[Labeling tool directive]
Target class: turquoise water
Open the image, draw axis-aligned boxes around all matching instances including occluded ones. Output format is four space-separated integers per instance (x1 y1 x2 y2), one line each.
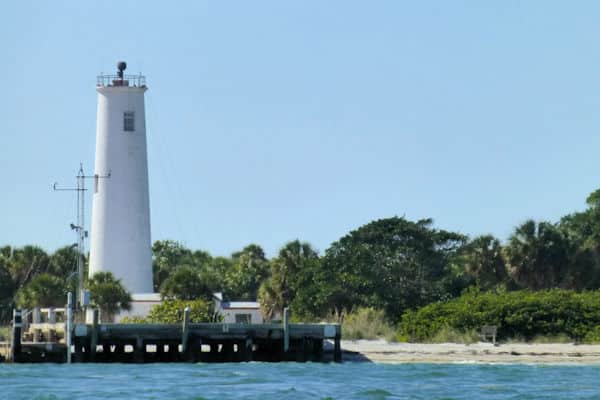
1 362 599 399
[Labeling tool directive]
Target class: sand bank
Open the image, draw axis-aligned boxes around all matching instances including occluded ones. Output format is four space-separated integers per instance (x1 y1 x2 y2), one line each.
341 340 600 363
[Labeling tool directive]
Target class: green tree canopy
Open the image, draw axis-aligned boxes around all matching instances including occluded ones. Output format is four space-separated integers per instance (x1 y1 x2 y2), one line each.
147 299 215 323
321 217 467 321
48 245 78 278
152 240 195 291
586 189 600 209
463 235 510 290
0 258 14 323
88 272 131 322
225 244 270 301
505 220 570 290
557 188 600 289
16 273 66 308
0 258 15 303
8 245 50 290
259 240 320 320
160 266 212 301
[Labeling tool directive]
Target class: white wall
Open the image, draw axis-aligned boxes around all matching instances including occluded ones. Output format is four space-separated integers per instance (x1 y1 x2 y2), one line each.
114 293 162 322
220 308 263 324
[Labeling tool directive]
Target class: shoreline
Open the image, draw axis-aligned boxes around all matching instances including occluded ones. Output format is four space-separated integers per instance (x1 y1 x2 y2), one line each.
4 339 600 364
341 340 600 364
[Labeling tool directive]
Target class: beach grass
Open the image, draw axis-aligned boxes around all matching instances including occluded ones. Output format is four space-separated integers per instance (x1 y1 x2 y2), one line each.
427 326 480 344
529 333 572 344
342 307 397 341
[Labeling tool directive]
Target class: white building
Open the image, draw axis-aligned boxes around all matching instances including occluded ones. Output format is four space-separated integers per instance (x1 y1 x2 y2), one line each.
116 293 162 321
213 293 263 324
89 62 155 320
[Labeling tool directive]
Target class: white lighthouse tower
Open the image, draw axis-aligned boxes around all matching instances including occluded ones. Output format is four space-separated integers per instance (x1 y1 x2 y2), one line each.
89 61 153 295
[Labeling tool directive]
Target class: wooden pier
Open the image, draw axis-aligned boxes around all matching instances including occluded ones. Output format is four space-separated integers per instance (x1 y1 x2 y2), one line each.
6 308 342 364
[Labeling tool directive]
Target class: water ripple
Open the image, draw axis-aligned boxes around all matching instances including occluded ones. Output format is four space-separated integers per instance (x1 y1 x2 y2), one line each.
2 362 600 399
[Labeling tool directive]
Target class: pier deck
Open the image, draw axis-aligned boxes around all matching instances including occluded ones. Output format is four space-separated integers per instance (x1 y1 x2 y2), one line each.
7 310 341 363
69 322 341 363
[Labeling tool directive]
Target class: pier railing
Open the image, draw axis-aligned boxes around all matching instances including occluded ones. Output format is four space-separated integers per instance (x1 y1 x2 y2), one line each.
21 307 66 343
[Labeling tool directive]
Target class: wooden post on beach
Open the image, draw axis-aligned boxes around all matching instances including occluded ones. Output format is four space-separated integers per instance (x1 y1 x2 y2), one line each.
10 309 22 362
90 309 99 362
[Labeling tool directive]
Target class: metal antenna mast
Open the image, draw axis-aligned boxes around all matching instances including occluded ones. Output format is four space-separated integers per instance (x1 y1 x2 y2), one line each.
53 163 110 308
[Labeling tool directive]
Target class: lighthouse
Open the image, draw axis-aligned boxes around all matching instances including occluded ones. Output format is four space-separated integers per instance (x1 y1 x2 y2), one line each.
89 61 153 295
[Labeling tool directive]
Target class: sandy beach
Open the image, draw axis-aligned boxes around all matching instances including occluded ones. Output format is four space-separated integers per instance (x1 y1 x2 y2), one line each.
341 340 600 363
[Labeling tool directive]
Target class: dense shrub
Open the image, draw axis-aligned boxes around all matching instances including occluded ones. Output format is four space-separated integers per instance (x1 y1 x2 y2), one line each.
119 316 148 324
342 307 396 341
122 299 217 324
583 326 600 344
148 299 217 323
398 289 600 342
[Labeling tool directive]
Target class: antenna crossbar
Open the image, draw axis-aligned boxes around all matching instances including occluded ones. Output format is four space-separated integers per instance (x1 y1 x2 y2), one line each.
53 163 110 309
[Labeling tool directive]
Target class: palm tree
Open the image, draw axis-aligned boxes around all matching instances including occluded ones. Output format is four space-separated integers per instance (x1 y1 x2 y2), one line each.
258 280 281 321
87 272 132 322
464 235 510 290
16 273 66 308
48 245 79 279
8 246 50 289
505 220 570 290
258 240 320 320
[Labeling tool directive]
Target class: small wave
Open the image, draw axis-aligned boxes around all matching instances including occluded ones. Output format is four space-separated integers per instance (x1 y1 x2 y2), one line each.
214 377 271 386
358 388 393 399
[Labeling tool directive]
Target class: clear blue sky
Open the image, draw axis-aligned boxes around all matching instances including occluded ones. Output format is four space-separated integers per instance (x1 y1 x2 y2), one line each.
1 1 599 257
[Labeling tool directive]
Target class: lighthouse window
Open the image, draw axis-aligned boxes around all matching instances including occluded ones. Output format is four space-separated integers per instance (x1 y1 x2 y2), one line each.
124 111 135 132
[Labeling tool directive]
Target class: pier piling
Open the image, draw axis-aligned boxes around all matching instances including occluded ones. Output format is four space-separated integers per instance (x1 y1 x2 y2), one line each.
90 309 99 362
283 307 290 353
10 309 22 362
181 307 190 360
66 293 73 364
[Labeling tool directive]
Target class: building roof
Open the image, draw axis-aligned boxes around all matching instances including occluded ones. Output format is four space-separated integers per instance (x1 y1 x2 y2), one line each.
131 293 162 302
221 301 260 310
